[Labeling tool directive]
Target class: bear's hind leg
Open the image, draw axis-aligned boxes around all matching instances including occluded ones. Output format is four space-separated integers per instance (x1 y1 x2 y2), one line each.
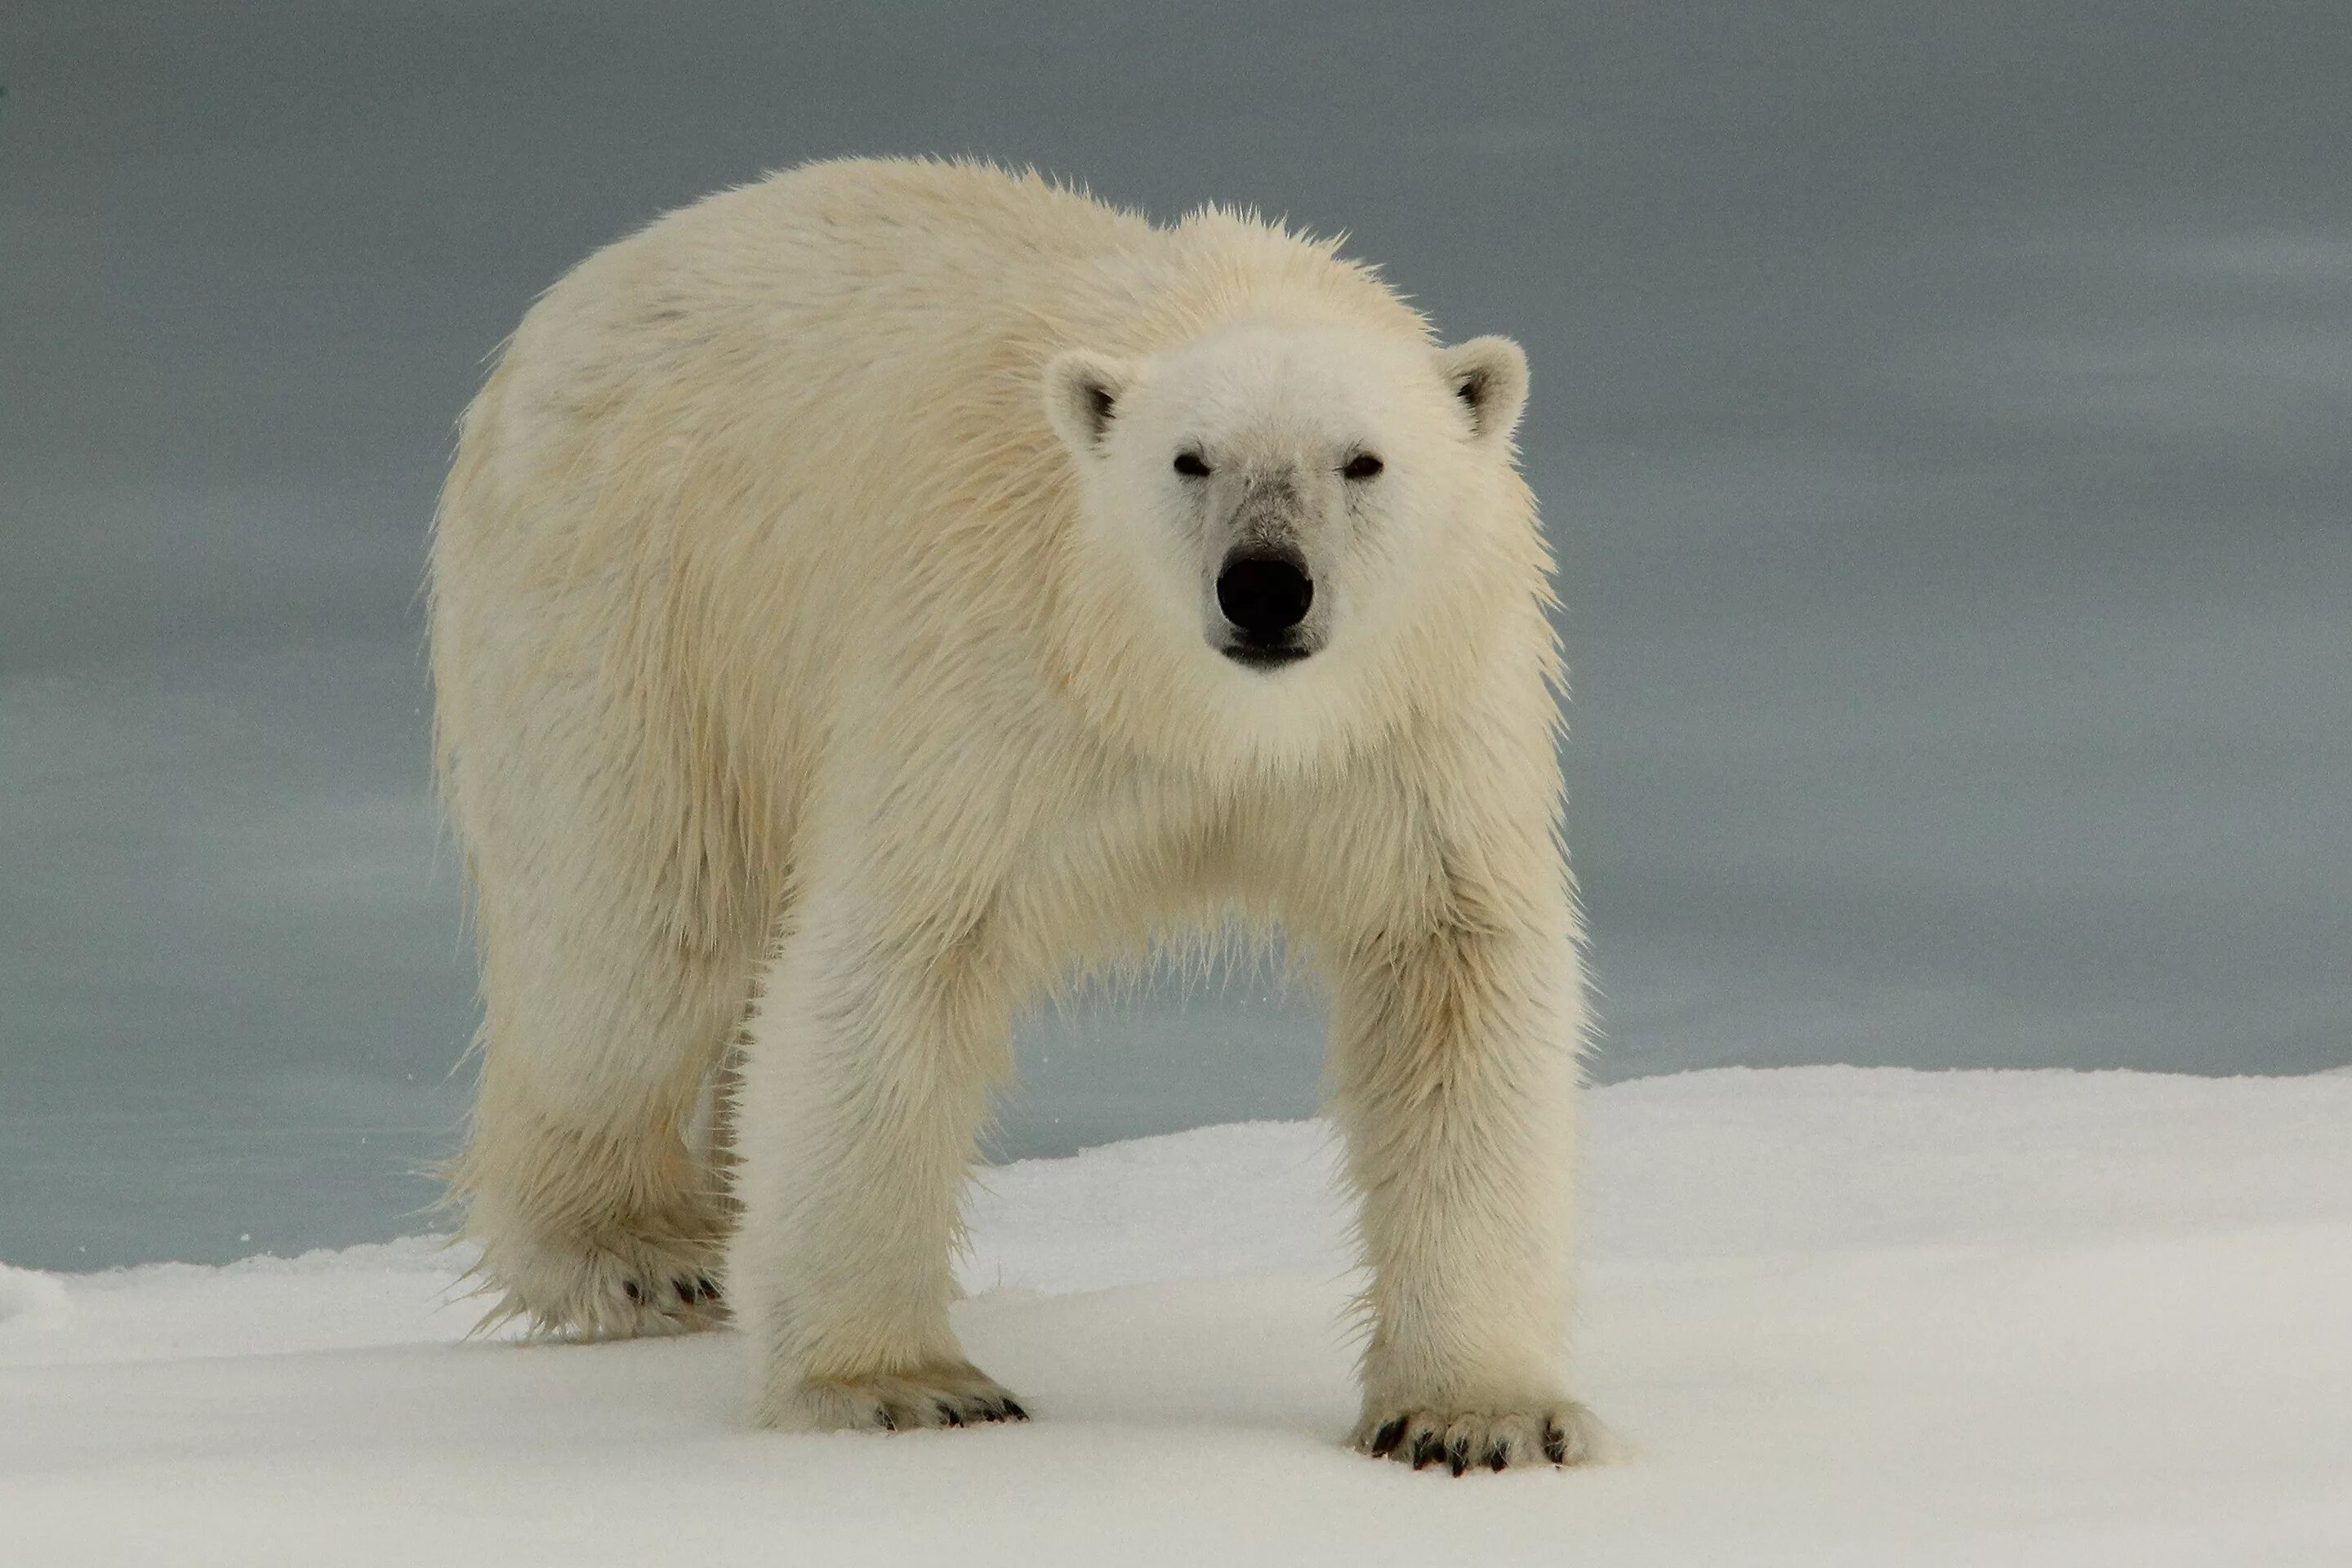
453 900 751 1341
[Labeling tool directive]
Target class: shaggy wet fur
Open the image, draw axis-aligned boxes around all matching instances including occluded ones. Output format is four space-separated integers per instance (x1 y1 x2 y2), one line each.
430 156 1601 1468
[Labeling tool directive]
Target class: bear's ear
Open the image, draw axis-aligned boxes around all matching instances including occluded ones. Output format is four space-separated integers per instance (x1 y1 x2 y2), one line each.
1437 336 1530 446
1042 350 1139 458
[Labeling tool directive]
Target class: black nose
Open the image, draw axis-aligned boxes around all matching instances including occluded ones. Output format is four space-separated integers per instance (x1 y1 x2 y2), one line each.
1216 550 1313 641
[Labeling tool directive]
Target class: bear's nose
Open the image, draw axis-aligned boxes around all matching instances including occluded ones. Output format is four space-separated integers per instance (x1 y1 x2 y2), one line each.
1216 549 1314 642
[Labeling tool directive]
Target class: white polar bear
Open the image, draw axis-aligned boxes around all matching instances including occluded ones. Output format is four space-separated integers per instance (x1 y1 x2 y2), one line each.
430 157 1599 1472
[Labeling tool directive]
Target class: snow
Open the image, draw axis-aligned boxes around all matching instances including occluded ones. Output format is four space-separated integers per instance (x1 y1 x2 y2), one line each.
5 1067 2349 1565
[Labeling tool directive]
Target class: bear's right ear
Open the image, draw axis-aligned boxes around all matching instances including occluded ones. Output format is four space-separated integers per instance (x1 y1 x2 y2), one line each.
1043 350 1138 458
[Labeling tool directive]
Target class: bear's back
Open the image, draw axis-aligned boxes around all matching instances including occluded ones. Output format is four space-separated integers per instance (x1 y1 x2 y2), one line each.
648 157 1409 332
438 159 1435 788
461 157 1421 607
509 158 1422 441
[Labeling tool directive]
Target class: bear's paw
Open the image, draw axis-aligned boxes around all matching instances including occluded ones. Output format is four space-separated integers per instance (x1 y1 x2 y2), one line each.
1352 1400 1607 1475
470 1231 728 1343
759 1362 1030 1433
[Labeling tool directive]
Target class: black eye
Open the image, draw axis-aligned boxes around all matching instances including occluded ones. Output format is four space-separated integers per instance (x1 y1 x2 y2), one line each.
1173 451 1211 478
1342 452 1384 480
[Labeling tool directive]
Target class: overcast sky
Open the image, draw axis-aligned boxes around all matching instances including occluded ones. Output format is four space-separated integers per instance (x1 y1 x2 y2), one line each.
4 1 2348 1268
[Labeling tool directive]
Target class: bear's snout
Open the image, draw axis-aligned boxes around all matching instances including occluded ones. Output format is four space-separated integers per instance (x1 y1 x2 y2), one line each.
1215 548 1315 669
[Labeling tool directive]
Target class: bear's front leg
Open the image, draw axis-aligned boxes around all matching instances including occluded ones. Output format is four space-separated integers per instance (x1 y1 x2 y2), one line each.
1328 918 1606 1473
728 882 1027 1432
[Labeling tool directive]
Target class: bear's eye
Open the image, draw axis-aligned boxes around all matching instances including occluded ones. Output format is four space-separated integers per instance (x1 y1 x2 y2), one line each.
1173 451 1211 479
1342 452 1384 481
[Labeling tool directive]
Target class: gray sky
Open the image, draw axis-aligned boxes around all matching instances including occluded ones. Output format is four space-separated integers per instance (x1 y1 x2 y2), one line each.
4 1 2348 1269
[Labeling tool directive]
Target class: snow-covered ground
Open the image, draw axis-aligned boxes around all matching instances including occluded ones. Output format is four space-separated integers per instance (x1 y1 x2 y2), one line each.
5 1067 2348 1565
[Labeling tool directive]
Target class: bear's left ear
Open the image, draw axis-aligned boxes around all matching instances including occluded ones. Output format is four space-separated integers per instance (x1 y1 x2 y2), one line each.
1043 349 1141 458
1437 336 1530 446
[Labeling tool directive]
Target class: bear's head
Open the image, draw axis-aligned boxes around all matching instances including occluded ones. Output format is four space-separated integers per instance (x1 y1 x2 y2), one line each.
1041 318 1539 779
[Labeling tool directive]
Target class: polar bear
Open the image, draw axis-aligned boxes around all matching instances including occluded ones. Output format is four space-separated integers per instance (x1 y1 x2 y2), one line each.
430 157 1598 1472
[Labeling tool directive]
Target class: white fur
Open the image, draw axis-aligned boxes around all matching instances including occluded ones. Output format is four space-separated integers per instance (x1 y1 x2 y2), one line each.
430 157 1599 1468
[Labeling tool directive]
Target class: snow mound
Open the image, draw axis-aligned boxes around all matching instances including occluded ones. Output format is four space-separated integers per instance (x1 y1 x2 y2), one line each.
0 1263 76 1335
3 1067 2348 1565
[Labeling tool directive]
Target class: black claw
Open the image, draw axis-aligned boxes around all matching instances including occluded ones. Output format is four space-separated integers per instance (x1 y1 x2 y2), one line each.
671 1276 697 1303
1447 1437 1471 1477
1370 1417 1409 1458
1486 1446 1510 1473
692 1275 722 1303
1000 1399 1028 1422
1542 1419 1567 1465
621 1279 644 1304
877 1408 898 1432
938 1403 964 1428
1410 1431 1441 1470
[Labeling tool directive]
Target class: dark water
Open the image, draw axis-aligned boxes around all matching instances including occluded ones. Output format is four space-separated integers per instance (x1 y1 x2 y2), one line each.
5 2 2348 1269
